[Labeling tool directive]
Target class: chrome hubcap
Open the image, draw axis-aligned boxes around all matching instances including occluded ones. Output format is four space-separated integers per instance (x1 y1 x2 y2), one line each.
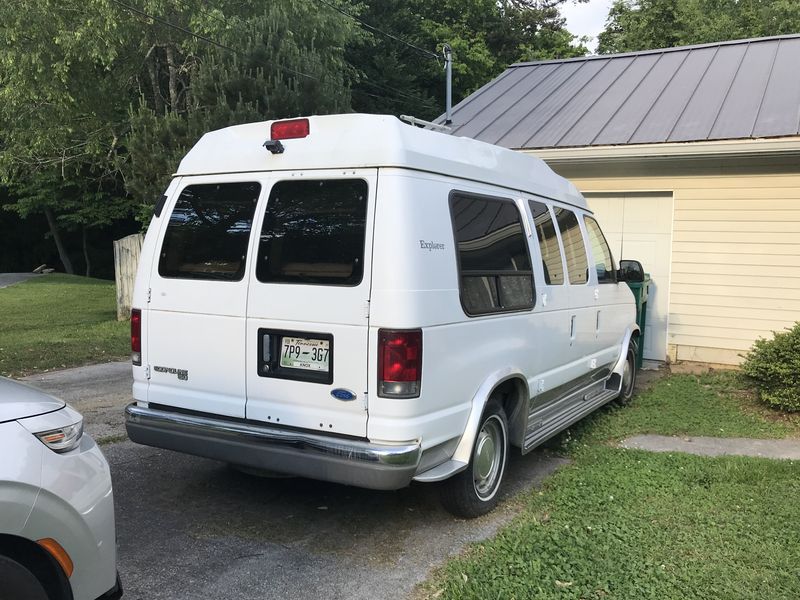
622 351 634 394
475 433 495 480
473 416 504 499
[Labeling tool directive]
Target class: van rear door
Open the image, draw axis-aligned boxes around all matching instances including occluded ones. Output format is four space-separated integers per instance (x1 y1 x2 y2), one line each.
146 176 263 418
245 170 377 438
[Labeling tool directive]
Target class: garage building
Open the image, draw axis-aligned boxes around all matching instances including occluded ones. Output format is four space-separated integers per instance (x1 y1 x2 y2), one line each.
443 34 800 365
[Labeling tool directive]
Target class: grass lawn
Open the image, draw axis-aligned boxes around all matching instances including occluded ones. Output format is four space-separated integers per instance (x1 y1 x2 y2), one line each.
576 371 800 442
419 373 800 600
0 274 128 377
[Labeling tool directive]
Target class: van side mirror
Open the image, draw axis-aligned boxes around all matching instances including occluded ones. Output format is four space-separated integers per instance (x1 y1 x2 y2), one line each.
618 260 645 282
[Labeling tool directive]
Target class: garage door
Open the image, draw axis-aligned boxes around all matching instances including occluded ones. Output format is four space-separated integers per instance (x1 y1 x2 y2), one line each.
584 193 674 362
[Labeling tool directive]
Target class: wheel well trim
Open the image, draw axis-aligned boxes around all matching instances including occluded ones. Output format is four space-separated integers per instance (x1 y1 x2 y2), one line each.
450 367 529 465
612 324 641 377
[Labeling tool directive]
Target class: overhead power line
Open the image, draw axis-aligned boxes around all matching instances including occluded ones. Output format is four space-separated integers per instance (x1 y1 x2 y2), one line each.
312 0 439 60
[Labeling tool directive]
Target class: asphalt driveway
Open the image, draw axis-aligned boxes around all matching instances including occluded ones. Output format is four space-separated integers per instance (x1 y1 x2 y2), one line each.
0 273 39 288
23 363 568 600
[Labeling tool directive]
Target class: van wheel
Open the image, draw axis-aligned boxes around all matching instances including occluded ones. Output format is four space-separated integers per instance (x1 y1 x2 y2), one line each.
440 400 508 518
616 337 638 405
0 555 49 600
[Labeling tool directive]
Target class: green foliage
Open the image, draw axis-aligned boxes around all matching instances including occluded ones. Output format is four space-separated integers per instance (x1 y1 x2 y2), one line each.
1 0 589 266
122 0 358 217
741 323 800 412
0 0 130 175
0 274 128 377
598 0 800 54
347 0 588 120
567 372 800 442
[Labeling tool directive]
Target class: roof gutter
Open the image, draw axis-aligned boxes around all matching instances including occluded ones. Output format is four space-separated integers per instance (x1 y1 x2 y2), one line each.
520 137 800 165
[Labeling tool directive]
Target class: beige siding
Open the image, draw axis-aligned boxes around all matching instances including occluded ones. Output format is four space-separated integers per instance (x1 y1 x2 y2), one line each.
541 156 800 365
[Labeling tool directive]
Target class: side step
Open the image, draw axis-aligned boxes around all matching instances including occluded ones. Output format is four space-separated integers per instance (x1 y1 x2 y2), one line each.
522 376 622 454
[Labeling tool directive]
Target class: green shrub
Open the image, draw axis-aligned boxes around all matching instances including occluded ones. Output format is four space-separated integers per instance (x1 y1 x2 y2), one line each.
741 322 800 412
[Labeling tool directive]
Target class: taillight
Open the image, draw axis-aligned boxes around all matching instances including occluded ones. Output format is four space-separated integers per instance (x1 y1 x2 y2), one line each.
131 308 142 366
378 329 422 398
270 118 309 140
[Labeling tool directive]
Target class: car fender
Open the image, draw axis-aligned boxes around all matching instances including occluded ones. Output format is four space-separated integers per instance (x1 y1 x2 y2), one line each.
0 482 41 536
21 434 117 600
611 324 641 378
0 422 44 535
413 366 528 483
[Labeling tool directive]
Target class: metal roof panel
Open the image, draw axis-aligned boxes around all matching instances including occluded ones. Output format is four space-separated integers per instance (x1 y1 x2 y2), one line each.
559 53 660 147
593 50 687 145
525 57 635 148
498 60 608 148
468 61 585 146
753 37 800 138
709 41 779 139
667 44 747 142
447 67 530 139
628 46 718 144
442 35 800 148
450 64 558 141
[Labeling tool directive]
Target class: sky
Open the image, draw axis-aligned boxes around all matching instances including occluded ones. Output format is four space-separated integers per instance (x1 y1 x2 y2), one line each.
560 0 614 54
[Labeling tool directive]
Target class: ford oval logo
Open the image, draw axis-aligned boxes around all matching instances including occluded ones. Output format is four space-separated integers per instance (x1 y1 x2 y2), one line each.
331 388 357 401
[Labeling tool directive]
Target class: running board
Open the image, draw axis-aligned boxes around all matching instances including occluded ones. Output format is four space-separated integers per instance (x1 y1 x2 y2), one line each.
522 376 622 454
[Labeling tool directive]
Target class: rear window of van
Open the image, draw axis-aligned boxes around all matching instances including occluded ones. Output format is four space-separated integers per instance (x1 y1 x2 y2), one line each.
158 182 261 281
256 179 368 286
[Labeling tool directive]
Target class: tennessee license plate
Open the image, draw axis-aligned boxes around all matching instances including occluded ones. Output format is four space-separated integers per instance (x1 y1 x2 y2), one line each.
280 337 330 372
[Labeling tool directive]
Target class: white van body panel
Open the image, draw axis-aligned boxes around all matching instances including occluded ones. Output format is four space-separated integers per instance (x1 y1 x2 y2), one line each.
244 169 378 437
366 171 594 450
145 174 266 418
131 176 182 406
126 114 637 492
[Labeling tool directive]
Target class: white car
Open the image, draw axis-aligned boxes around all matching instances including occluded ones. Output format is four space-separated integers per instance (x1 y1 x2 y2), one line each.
0 377 121 600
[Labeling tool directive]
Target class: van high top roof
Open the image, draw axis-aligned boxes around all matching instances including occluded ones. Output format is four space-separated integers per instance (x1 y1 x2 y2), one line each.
176 113 586 208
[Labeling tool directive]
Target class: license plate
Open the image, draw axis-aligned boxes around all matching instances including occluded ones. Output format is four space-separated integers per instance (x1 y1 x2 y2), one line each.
280 337 330 372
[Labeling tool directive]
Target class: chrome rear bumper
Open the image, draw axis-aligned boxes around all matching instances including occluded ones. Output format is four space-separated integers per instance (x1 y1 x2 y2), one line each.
124 403 421 490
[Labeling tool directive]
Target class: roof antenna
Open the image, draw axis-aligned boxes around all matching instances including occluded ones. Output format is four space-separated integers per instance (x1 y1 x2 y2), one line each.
443 43 453 125
398 42 454 132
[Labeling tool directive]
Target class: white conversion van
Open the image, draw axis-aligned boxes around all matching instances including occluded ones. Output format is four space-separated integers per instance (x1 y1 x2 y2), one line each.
125 114 641 517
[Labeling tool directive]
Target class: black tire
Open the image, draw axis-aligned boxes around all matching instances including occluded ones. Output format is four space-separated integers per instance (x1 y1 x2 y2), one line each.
0 555 49 600
616 336 638 405
440 399 508 518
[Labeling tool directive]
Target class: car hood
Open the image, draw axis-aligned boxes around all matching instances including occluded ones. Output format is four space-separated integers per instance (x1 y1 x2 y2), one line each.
0 377 66 423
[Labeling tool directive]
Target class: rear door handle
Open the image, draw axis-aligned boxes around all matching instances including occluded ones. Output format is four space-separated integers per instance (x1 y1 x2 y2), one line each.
569 315 576 341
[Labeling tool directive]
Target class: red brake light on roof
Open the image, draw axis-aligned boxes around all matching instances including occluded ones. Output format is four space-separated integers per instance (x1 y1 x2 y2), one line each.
271 118 310 140
131 308 142 366
378 329 422 398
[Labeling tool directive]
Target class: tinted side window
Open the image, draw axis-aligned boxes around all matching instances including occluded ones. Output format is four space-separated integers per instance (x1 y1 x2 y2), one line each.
553 207 589 285
528 200 565 285
256 179 367 286
584 216 616 283
451 194 533 315
159 182 260 281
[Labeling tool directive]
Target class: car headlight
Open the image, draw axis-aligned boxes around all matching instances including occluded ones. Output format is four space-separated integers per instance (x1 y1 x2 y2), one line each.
34 419 84 453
